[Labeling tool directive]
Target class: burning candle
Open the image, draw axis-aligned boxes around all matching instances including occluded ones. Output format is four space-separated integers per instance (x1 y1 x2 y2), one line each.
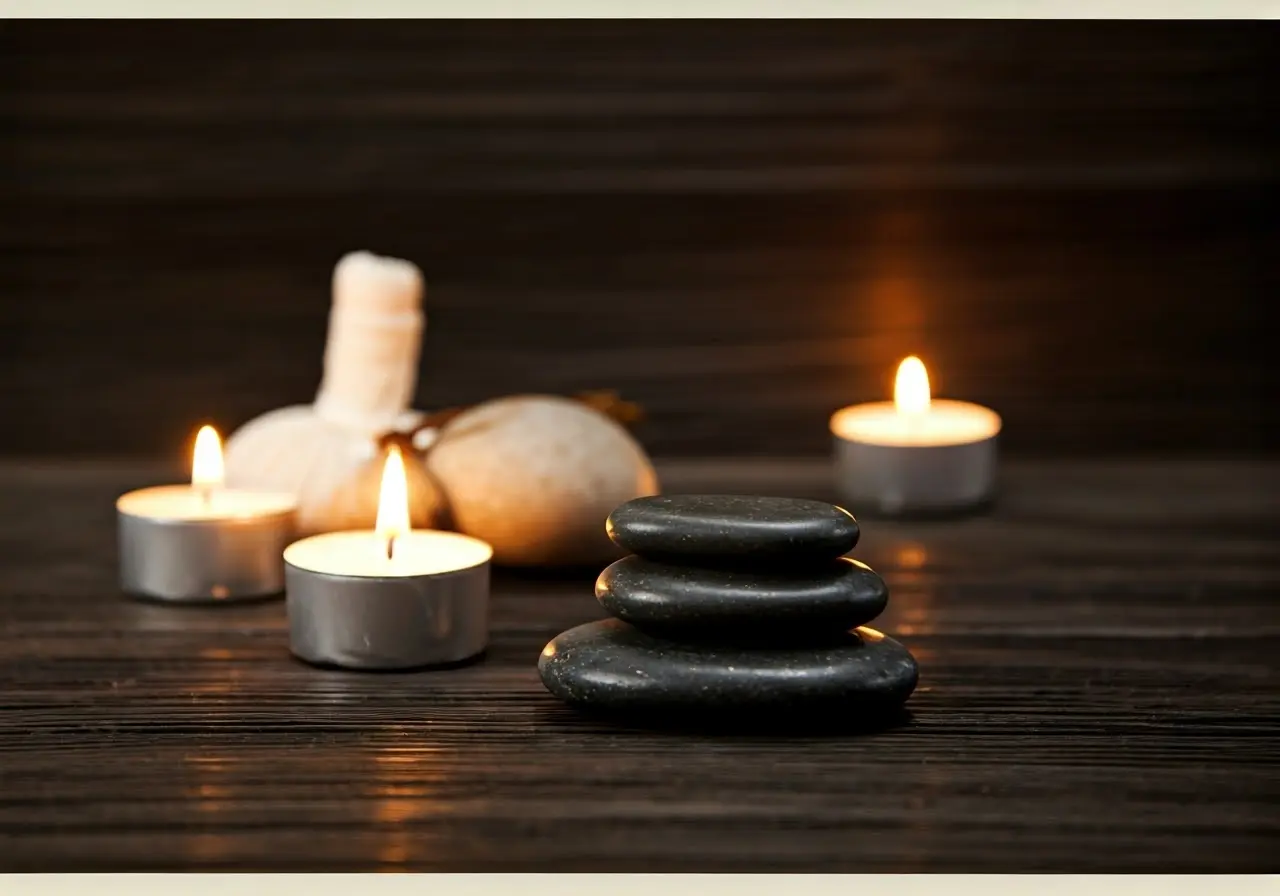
829 357 1001 516
284 445 492 670
117 425 297 602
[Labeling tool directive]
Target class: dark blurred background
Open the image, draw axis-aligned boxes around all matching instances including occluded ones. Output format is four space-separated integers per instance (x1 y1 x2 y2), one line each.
1 21 1275 459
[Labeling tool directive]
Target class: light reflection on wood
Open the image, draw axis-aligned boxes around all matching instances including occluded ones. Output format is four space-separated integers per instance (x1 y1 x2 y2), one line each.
371 744 453 868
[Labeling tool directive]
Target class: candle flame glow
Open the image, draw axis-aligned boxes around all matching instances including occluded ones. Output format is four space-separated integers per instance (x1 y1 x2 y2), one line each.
894 356 931 416
191 425 224 489
375 445 411 559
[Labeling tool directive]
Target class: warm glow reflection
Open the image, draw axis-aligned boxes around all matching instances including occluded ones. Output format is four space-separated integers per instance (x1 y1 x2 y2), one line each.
896 543 929 571
855 626 886 643
191 425 224 488
894 356 931 416
376 445 411 558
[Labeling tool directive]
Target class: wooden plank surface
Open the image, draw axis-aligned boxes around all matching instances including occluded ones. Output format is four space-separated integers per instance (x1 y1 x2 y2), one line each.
3 22 1273 196
1 21 1276 458
0 458 1276 871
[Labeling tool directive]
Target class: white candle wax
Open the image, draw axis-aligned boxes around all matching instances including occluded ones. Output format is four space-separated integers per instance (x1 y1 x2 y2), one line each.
830 358 1001 516
283 529 492 578
830 399 1001 448
117 485 297 522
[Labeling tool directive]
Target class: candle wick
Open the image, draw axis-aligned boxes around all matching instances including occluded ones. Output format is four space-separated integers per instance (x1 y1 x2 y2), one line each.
199 485 212 510
386 535 396 562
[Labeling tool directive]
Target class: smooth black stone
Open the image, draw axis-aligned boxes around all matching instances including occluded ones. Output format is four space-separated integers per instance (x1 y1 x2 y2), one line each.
605 495 859 566
595 555 888 637
538 618 918 715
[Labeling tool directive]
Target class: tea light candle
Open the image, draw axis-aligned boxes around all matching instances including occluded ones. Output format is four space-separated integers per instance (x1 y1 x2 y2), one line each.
117 426 297 602
830 357 1001 516
285 446 492 670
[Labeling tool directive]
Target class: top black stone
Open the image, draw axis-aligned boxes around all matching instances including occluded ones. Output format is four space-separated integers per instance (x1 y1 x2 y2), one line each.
606 494 859 565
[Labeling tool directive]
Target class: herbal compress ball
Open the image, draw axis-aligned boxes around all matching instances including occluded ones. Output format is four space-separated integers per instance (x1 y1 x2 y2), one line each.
427 395 659 567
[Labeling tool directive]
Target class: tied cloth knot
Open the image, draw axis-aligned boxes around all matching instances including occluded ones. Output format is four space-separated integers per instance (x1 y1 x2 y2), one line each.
375 390 644 457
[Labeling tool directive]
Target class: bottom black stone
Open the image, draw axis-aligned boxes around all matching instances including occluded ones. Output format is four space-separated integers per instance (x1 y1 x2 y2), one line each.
538 618 917 715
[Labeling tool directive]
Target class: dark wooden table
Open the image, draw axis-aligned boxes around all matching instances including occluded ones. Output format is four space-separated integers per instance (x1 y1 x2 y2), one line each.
1 458 1277 872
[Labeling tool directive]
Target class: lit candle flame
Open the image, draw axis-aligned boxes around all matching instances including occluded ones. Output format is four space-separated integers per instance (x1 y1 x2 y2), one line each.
375 445 411 561
894 356 931 416
191 426 224 498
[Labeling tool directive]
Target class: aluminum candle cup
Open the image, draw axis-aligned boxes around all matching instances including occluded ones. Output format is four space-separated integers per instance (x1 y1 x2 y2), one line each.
830 357 1002 517
118 426 296 602
830 407 1000 515
284 530 492 670
117 485 297 602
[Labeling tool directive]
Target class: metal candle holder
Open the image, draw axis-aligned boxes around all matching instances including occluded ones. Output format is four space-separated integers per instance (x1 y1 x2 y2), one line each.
284 530 491 670
117 486 296 602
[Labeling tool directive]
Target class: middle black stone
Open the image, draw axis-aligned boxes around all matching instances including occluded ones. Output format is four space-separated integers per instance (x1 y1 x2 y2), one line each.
596 554 889 637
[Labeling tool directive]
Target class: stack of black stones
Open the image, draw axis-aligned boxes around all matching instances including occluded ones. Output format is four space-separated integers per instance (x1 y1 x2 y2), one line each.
538 495 918 723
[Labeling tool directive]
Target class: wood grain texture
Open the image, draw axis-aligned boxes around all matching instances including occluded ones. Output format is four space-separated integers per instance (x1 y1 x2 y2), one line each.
0 22 1276 458
0 459 1277 871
